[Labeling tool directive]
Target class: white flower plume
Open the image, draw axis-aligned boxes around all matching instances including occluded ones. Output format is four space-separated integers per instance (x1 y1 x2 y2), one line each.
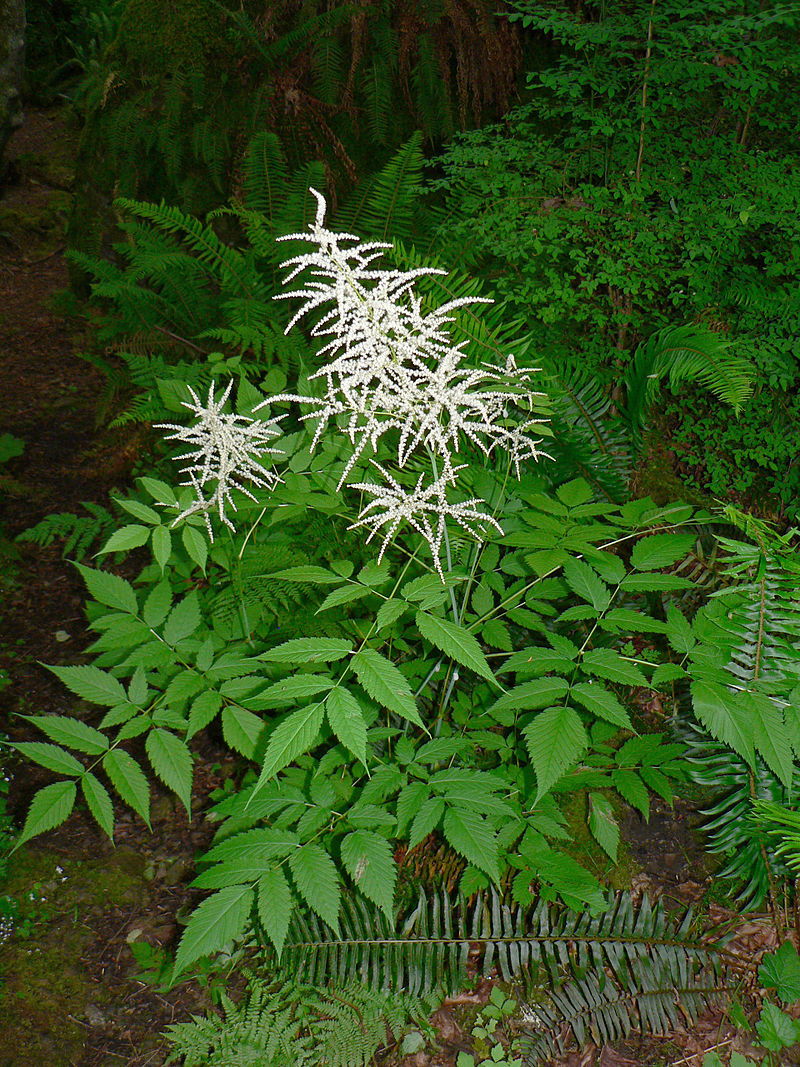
259 188 546 478
250 188 550 580
157 381 284 540
252 187 548 574
348 463 503 581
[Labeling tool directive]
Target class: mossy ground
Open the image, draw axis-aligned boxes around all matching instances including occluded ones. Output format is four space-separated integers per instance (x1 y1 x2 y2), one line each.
0 846 150 1065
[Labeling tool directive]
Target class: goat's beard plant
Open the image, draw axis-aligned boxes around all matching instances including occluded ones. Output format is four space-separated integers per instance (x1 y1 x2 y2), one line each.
13 189 701 981
159 188 548 581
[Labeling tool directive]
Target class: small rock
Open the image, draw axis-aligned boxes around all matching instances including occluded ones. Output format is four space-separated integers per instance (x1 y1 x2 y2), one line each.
162 857 189 887
85 1004 107 1028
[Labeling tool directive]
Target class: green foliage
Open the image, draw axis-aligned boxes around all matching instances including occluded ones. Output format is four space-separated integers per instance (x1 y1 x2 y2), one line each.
67 0 522 256
16 503 116 561
67 132 434 430
429 0 800 515
163 973 437 1066
703 942 800 1067
678 511 800 907
258 887 725 998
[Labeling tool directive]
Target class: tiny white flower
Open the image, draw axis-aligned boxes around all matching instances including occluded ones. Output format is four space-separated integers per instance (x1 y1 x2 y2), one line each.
157 381 284 540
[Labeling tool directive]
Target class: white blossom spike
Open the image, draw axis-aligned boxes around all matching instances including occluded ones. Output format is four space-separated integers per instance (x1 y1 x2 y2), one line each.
157 381 284 540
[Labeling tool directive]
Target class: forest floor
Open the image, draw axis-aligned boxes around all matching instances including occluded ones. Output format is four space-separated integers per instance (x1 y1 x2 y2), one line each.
0 106 790 1067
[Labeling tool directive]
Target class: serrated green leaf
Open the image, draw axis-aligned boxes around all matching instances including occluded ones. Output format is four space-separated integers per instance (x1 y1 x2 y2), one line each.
81 772 114 839
98 524 151 554
502 647 577 676
182 526 208 573
248 674 335 709
416 611 497 684
326 688 367 766
16 781 77 848
151 525 172 571
258 638 353 664
146 729 192 813
588 792 619 860
666 603 695 654
749 692 793 788
341 830 396 919
352 648 424 730
488 677 570 718
143 580 172 628
562 558 610 611
256 869 293 959
611 768 650 819
265 566 340 583
650 662 687 687
691 680 754 765
163 592 201 645
525 706 588 800
13 742 84 776
581 649 649 687
375 599 408 631
759 941 800 1002
630 533 696 571
203 827 299 865
534 848 605 911
601 608 667 634
570 682 633 730
221 705 265 759
28 714 109 754
187 691 222 739
442 808 500 882
481 618 512 650
620 573 694 592
409 797 445 848
251 702 325 796
116 497 160 524
173 885 253 977
756 1001 797 1052
316 584 373 613
139 476 176 505
47 664 128 708
396 782 429 836
75 564 138 614
102 750 151 826
289 843 340 930
128 666 148 707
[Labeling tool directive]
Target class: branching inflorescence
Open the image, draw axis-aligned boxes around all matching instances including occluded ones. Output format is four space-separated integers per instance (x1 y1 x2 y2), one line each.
159 189 547 574
157 380 284 541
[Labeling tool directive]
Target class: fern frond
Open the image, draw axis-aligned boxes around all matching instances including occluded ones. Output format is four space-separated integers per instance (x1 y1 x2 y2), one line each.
243 131 289 220
114 198 266 301
340 131 426 241
624 324 754 449
522 958 726 1065
164 974 436 1067
684 736 796 909
544 366 630 502
262 888 724 997
17 504 115 561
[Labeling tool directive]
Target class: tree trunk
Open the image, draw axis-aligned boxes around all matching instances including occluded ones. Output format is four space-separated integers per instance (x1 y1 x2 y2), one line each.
0 0 25 176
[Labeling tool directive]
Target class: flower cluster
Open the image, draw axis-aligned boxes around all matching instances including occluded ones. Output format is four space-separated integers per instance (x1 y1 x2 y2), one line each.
256 188 547 575
156 381 284 540
158 191 546 572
